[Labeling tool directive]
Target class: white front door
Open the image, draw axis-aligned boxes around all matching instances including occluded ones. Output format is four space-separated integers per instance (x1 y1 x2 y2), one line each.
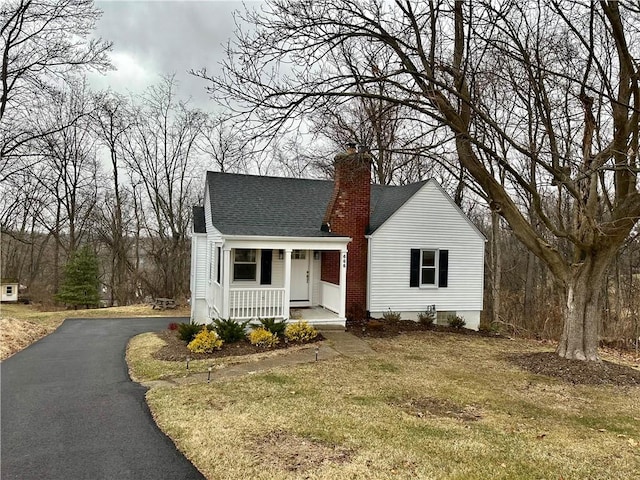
290 250 310 305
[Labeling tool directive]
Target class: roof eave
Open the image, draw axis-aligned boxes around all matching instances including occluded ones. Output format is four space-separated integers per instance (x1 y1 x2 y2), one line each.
221 234 351 243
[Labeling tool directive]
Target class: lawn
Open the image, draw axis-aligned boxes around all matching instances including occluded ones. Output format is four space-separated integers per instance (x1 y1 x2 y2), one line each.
131 331 640 480
0 302 189 360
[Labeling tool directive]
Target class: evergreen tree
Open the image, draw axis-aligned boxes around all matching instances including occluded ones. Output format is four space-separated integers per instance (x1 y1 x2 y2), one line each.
55 246 100 309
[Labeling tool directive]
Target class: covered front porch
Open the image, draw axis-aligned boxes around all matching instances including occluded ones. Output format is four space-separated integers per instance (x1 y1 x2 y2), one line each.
211 237 350 326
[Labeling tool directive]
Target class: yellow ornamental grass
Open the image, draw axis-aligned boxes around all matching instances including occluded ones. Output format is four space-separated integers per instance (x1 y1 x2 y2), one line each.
248 327 279 348
187 329 223 353
284 320 318 342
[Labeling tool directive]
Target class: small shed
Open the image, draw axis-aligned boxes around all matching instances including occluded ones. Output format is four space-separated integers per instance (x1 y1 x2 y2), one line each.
1 279 19 303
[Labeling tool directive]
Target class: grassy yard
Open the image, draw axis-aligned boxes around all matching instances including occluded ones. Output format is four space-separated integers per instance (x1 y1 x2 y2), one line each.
131 332 640 480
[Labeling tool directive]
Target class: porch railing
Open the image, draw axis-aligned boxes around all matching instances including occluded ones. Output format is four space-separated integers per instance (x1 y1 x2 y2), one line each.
229 287 286 319
320 281 340 314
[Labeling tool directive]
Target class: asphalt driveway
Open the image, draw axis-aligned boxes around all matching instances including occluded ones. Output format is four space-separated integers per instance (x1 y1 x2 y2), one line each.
1 318 205 480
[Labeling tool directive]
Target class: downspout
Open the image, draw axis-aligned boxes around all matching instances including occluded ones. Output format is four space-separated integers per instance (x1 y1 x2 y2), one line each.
366 234 372 318
190 235 196 322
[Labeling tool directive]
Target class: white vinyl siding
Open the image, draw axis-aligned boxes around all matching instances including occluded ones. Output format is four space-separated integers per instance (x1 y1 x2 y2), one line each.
311 254 321 305
1 283 18 302
368 181 484 314
271 252 285 287
190 234 208 322
191 234 207 298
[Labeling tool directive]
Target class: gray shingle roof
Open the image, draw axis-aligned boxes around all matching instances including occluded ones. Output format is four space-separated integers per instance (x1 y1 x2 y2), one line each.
203 171 426 237
370 181 427 232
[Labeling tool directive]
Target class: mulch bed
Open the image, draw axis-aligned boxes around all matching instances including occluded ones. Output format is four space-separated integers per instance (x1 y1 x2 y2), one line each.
345 318 504 339
507 351 640 386
152 329 323 362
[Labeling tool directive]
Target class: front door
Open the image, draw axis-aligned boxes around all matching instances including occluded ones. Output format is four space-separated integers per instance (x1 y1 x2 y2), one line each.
290 250 310 305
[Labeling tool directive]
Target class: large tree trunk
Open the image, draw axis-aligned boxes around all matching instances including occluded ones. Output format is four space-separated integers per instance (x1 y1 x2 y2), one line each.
556 254 611 361
490 209 501 326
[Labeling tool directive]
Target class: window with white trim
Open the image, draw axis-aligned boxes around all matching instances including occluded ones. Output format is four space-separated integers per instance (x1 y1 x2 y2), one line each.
421 250 437 286
6 285 13 295
233 249 257 281
410 249 449 288
292 250 306 259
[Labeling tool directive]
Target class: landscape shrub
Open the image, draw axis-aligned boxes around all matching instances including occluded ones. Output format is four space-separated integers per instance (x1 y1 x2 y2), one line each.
167 322 179 331
383 309 401 324
285 321 318 342
253 317 288 338
248 327 279 348
187 329 223 353
447 315 466 329
417 310 435 327
212 318 249 343
177 322 203 343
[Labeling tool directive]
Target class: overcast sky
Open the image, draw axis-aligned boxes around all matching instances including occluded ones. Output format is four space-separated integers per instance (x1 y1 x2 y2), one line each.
88 1 253 111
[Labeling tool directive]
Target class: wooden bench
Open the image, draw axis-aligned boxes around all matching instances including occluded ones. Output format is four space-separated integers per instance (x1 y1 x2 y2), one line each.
152 298 177 310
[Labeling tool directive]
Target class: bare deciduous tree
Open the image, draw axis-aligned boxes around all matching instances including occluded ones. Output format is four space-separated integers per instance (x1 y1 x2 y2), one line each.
201 0 639 361
122 75 205 298
91 91 136 305
198 114 250 174
0 0 111 181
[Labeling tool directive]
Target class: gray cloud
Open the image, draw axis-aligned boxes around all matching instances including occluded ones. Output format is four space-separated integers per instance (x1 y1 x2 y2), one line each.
90 1 254 110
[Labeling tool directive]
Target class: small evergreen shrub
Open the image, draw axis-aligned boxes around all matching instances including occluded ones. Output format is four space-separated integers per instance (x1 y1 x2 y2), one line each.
212 318 249 343
447 314 466 329
55 245 100 308
285 321 318 342
253 317 288 338
417 310 435 327
177 322 203 343
167 322 179 331
187 329 223 353
248 327 279 348
383 309 401 324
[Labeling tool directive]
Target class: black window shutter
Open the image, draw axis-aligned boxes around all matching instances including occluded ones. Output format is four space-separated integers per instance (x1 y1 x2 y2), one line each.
438 250 449 287
410 249 420 287
260 249 272 285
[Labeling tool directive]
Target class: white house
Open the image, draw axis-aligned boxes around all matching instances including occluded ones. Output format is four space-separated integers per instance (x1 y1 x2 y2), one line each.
190 147 486 329
1 279 19 303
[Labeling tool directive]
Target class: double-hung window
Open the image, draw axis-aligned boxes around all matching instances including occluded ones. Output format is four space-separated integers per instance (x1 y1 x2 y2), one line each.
233 249 257 281
410 248 448 288
420 250 437 286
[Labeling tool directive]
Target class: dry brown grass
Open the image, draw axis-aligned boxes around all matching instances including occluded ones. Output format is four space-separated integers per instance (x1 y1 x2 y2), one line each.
0 303 189 360
139 332 640 480
0 318 54 360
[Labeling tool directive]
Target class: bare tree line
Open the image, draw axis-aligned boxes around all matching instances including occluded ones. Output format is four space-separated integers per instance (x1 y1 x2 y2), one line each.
2 1 638 360
197 0 639 360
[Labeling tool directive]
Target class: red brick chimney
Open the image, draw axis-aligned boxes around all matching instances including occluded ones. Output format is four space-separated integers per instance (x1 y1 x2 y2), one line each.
321 144 371 320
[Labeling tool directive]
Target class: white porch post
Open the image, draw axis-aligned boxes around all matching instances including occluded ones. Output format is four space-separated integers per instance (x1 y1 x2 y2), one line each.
339 247 348 318
222 247 231 318
283 248 292 319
